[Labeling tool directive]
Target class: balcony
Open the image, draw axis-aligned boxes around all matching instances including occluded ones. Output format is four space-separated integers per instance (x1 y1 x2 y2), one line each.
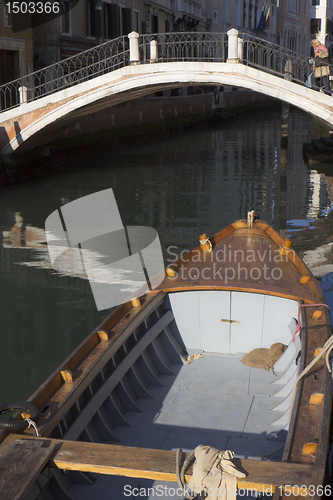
172 0 202 22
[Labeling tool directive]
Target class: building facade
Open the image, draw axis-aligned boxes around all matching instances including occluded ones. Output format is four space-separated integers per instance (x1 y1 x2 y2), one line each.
0 4 34 84
4 0 333 77
309 0 333 58
206 1 278 43
32 0 209 67
277 0 310 54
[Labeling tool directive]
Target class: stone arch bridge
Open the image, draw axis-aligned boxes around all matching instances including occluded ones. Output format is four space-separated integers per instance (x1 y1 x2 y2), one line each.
1 29 333 165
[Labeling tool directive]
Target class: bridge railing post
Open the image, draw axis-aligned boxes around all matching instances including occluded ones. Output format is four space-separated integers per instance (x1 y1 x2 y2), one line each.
150 40 158 63
128 31 140 65
227 28 239 63
18 86 28 104
238 38 244 63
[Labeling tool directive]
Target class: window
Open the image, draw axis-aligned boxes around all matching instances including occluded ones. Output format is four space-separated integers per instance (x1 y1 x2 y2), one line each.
151 14 158 33
312 0 319 5
327 18 333 35
121 8 132 35
61 0 71 34
86 0 96 36
310 18 321 33
4 4 12 28
134 11 139 32
104 2 118 38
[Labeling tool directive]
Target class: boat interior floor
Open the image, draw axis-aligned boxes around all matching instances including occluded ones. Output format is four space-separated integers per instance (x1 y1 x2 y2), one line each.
69 353 288 500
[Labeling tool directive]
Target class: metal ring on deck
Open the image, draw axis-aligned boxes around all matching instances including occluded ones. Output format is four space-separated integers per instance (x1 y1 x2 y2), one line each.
0 402 39 430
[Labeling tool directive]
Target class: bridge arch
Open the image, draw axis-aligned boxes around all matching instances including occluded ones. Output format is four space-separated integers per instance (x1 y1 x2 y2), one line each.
1 30 333 157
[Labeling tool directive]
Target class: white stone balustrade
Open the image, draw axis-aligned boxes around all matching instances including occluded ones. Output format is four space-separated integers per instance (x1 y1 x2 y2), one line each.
128 31 139 65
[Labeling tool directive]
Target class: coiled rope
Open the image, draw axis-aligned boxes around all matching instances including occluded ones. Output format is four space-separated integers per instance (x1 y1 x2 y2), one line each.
176 448 197 499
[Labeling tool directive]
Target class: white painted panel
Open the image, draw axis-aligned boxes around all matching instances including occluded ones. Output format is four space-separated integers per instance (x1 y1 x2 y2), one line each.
169 292 201 350
262 295 298 348
270 409 290 428
271 391 293 412
198 291 230 353
273 341 298 375
271 371 297 398
271 361 297 386
288 317 298 336
230 292 264 354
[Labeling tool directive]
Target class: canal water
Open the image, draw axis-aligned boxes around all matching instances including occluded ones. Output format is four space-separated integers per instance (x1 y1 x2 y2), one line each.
0 105 333 409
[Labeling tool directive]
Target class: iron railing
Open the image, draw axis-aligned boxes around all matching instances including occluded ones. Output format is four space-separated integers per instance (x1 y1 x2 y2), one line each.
139 32 228 63
240 32 333 91
0 36 129 112
1 31 332 114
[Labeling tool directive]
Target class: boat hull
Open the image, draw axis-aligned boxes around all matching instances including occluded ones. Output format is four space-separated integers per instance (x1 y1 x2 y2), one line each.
0 218 331 500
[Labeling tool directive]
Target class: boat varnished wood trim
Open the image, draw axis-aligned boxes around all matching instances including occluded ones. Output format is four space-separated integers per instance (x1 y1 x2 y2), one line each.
22 301 133 411
160 219 320 304
282 304 331 486
309 393 324 406
1 435 315 494
97 330 111 342
60 370 74 383
313 348 333 491
166 224 236 274
0 291 166 441
159 284 319 304
261 222 321 301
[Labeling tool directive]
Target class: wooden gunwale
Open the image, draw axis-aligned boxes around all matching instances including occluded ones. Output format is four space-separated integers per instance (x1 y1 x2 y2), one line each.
285 305 331 463
314 358 332 489
34 290 166 438
278 299 332 500
0 290 166 443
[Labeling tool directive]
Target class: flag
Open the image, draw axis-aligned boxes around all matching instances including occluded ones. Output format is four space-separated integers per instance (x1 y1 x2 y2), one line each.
256 3 270 31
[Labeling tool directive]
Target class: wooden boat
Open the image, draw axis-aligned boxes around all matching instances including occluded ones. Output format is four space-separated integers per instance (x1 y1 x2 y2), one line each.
0 215 332 500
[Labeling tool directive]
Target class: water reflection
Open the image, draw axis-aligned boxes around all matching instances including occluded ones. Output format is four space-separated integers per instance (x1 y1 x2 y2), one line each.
1 107 333 402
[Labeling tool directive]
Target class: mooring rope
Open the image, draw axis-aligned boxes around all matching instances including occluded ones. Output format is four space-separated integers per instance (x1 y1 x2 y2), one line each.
176 448 197 500
25 418 40 437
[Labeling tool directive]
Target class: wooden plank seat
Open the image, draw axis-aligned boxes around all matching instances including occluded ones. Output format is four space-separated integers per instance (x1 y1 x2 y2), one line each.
1 434 314 495
0 439 56 500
